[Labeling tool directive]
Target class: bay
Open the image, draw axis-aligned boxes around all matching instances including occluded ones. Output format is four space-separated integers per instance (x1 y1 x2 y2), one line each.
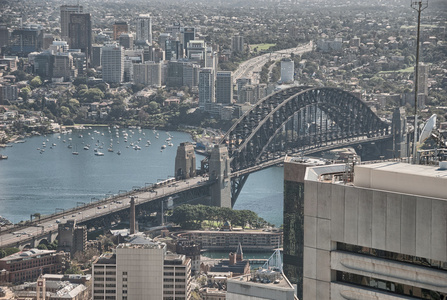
0 127 283 226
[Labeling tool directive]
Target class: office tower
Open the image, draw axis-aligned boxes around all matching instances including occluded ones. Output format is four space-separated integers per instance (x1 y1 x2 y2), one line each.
92 237 191 300
33 52 54 78
166 22 181 37
182 27 195 55
0 24 9 52
68 13 92 64
231 35 244 53
101 44 124 83
52 53 74 81
166 60 199 88
60 5 83 41
205 46 217 72
216 71 233 104
10 25 42 55
136 14 152 45
119 33 133 50
49 40 69 53
123 57 133 82
280 58 294 83
113 21 128 40
165 38 182 61
187 40 206 66
199 68 215 110
91 45 102 68
236 77 251 102
284 158 447 299
158 33 170 50
133 61 161 87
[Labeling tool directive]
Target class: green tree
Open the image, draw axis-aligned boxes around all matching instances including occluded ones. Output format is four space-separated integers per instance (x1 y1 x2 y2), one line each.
30 76 42 88
37 243 48 250
65 262 84 275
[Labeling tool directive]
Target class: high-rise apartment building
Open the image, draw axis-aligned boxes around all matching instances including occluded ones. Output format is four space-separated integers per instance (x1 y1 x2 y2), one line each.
68 13 92 64
284 158 447 299
60 5 83 41
216 71 233 104
199 68 215 110
92 237 191 300
133 61 161 87
136 14 152 45
231 35 244 53
52 53 75 82
187 40 206 66
57 219 87 257
113 21 128 41
101 44 124 83
280 58 294 83
417 63 429 96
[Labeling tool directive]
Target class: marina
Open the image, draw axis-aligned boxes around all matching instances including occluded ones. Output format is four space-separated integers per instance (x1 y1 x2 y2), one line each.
0 127 283 226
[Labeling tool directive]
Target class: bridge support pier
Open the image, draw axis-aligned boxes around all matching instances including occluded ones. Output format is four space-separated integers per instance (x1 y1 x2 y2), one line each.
209 145 231 208
175 142 196 180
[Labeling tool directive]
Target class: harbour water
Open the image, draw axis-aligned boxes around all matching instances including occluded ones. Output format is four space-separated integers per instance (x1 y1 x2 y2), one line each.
0 127 283 226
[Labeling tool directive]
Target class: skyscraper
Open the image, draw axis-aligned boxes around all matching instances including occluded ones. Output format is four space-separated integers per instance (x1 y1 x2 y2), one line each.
60 5 83 41
68 13 92 64
101 44 124 83
216 71 233 104
182 27 195 55
199 68 215 110
136 14 152 45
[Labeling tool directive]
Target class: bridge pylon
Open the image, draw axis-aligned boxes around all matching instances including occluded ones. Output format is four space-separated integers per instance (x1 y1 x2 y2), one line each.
209 144 231 208
175 142 196 180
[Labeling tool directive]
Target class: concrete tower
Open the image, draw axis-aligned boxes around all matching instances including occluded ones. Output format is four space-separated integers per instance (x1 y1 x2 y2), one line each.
136 14 152 45
130 196 136 234
280 58 294 83
216 71 233 105
36 275 46 300
209 145 231 208
60 5 83 41
175 142 196 180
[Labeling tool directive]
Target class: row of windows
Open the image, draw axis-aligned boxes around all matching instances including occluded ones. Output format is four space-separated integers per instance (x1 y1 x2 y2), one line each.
337 242 447 271
336 271 446 300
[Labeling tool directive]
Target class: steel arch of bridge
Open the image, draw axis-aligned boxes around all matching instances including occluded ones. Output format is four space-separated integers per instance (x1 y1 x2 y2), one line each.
220 86 391 177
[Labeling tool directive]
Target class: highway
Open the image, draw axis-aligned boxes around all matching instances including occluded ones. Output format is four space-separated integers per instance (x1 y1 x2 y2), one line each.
233 41 313 84
0 175 210 248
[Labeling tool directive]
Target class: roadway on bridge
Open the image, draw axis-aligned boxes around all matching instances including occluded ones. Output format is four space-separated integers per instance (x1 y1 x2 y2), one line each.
233 41 313 84
0 175 208 248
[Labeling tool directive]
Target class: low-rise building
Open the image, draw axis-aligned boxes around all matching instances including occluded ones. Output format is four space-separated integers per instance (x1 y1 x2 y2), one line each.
0 249 68 284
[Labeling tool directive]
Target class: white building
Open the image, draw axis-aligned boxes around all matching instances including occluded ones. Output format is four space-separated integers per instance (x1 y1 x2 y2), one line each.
199 68 214 110
136 14 152 45
101 44 124 83
280 58 294 84
302 162 447 299
92 235 191 300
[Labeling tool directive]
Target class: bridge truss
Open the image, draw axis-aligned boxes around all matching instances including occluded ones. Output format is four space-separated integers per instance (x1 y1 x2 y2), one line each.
219 86 391 205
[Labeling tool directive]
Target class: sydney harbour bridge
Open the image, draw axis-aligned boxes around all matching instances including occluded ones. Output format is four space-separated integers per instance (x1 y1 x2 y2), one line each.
1 86 406 249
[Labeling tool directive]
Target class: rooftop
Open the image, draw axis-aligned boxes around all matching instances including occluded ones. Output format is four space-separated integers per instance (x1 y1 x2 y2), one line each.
228 270 294 290
0 248 56 262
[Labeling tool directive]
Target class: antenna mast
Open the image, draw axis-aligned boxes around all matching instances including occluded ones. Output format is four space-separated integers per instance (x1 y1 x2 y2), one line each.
411 0 428 164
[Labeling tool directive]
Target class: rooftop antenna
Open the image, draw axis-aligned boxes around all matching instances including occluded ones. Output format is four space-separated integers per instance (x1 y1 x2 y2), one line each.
411 0 428 164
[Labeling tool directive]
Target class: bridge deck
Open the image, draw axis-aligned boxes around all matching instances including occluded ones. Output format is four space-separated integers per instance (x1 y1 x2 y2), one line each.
0 176 212 248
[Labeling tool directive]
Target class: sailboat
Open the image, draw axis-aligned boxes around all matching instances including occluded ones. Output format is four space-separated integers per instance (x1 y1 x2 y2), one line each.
72 145 79 155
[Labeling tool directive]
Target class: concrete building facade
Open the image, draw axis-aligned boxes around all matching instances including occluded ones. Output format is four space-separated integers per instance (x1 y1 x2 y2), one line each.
101 44 124 83
198 68 214 110
300 162 447 299
215 71 233 105
60 5 83 41
136 15 152 45
133 61 161 87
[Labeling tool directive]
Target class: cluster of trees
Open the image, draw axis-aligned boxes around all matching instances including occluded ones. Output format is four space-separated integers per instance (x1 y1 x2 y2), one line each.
171 204 271 230
0 247 20 258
